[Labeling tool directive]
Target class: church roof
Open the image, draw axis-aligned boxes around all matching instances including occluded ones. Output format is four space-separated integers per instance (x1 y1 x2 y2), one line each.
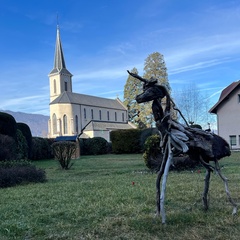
50 91 127 110
209 81 240 114
49 26 72 76
84 120 136 131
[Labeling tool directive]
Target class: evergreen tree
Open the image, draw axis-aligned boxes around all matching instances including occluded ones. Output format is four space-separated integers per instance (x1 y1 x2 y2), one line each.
143 52 170 92
124 52 171 128
143 52 171 126
123 68 145 128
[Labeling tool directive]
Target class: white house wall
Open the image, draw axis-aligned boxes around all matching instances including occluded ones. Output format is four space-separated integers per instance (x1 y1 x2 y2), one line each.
217 89 240 149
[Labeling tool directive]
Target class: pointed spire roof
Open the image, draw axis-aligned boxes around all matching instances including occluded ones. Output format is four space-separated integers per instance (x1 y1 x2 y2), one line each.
49 26 72 76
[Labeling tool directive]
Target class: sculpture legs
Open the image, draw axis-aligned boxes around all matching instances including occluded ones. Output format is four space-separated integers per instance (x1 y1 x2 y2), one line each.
202 169 211 210
214 161 238 215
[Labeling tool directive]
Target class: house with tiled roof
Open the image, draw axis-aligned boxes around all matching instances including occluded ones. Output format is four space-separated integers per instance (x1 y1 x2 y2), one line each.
209 81 240 149
48 26 135 141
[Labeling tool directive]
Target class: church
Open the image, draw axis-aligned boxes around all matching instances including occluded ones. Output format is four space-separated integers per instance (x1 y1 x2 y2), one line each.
48 26 135 141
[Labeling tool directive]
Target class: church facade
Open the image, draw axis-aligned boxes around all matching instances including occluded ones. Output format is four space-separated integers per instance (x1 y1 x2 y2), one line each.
48 27 135 141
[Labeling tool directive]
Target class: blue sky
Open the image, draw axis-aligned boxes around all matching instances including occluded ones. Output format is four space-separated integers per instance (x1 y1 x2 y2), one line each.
1 0 240 117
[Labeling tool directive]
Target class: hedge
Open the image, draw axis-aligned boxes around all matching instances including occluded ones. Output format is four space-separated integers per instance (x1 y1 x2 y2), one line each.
110 129 142 154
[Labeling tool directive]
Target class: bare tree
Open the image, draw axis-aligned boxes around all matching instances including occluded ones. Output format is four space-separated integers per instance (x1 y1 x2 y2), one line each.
174 83 215 129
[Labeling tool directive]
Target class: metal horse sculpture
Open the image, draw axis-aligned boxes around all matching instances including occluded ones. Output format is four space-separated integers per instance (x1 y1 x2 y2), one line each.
127 70 237 223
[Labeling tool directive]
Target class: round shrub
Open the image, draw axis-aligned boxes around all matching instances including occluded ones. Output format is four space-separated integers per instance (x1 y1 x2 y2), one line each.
16 129 28 160
0 112 17 138
143 134 200 171
17 122 32 158
143 134 162 171
0 134 16 161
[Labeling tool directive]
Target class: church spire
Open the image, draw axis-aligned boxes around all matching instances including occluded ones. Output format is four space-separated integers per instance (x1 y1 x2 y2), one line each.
49 26 72 75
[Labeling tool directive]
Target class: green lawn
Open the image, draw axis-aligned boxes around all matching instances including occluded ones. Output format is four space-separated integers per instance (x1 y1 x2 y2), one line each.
0 153 240 240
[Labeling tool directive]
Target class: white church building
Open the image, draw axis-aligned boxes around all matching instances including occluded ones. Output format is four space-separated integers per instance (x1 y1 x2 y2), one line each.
48 26 135 141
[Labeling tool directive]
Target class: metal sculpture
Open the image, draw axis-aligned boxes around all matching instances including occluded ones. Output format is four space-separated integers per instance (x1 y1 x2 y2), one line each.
127 70 237 223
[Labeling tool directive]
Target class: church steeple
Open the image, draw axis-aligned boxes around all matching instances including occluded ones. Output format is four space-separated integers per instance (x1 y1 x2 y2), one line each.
49 26 73 102
49 26 72 75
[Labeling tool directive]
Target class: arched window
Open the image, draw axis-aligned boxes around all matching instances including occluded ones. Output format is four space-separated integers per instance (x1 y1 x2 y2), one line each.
53 79 56 94
63 115 68 134
53 113 57 134
75 115 78 133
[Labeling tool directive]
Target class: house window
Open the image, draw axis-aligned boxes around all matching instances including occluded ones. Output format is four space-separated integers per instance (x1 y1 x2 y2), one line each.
229 135 237 146
84 108 86 119
53 113 57 134
115 112 117 121
91 109 94 119
75 115 78 133
107 111 110 121
122 113 124 122
99 110 102 120
63 115 68 134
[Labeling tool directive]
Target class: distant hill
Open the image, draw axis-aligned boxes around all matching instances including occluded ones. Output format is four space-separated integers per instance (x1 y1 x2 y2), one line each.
1 110 49 137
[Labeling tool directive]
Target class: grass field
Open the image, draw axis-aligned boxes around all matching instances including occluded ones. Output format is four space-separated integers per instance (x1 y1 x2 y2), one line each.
0 152 240 240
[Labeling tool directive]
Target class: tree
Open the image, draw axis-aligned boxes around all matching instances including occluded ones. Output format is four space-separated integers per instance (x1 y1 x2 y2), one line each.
124 52 171 128
123 67 146 128
143 52 171 127
143 52 170 92
174 83 215 129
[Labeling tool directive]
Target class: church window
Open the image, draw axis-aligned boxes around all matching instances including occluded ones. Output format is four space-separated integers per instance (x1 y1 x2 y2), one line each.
64 81 68 91
115 112 117 121
75 115 78 133
122 113 124 122
107 111 110 121
63 115 68 134
99 110 102 120
238 94 240 103
53 113 57 134
84 108 86 119
91 109 94 119
54 80 56 94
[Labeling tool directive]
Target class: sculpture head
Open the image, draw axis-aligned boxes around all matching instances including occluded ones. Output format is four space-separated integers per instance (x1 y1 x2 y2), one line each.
127 70 169 103
136 83 167 103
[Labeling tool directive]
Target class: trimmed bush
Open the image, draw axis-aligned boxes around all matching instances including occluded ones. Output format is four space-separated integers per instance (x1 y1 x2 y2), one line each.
17 122 32 158
52 141 76 169
0 112 17 138
30 137 53 160
143 134 200 171
143 134 163 171
0 160 46 188
110 129 142 154
83 137 109 155
16 129 28 160
0 134 16 161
